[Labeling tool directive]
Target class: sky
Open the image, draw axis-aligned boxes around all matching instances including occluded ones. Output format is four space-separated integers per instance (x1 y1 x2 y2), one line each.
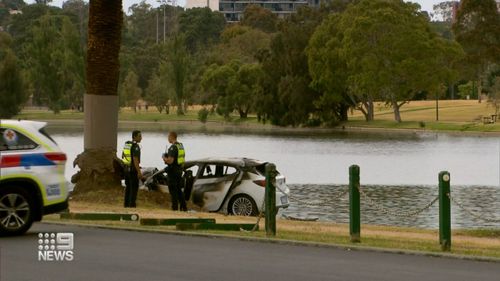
25 0 444 14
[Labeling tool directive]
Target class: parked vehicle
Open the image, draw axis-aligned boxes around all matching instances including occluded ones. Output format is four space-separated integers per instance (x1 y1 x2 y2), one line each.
144 157 290 216
0 120 70 236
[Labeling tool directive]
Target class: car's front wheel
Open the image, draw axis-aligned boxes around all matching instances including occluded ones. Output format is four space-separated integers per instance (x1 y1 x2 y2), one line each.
228 194 258 216
0 187 35 236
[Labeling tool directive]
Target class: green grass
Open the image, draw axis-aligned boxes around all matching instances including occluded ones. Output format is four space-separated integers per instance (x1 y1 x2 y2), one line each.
15 100 500 133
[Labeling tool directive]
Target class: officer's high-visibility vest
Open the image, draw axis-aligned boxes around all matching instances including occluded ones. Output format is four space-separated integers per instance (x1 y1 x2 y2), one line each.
175 142 185 166
122 141 133 166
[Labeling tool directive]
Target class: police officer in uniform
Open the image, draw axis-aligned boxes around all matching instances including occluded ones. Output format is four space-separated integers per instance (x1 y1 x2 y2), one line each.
121 140 133 191
123 130 142 208
162 131 187 211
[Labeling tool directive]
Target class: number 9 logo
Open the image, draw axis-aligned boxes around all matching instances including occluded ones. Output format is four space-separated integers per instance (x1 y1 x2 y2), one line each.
56 233 74 250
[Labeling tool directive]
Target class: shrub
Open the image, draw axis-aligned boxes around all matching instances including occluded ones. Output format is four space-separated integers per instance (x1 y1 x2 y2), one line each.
198 107 209 123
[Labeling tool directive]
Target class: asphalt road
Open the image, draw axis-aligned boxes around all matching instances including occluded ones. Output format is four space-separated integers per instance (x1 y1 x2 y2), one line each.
1 223 499 281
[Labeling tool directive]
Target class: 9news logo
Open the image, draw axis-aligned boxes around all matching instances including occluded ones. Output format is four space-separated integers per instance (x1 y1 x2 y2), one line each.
37 232 74 262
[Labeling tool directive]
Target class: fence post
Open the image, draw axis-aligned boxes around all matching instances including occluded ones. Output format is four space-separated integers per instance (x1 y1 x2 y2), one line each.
439 171 451 251
349 165 361 243
265 163 277 237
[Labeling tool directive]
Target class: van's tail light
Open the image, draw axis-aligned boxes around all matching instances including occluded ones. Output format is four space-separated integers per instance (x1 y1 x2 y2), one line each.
44 152 67 164
253 179 266 187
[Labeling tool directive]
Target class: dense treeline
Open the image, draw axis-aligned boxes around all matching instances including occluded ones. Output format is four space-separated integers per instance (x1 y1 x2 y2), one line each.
0 0 498 124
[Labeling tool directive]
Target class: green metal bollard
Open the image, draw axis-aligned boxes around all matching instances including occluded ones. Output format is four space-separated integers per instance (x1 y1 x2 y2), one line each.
265 163 277 237
439 171 451 251
349 165 361 243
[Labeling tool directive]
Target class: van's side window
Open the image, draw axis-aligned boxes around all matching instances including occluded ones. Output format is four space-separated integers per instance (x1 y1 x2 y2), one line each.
0 128 39 151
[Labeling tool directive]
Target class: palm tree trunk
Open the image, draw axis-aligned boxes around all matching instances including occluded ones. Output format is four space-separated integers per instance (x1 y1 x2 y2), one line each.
72 0 123 195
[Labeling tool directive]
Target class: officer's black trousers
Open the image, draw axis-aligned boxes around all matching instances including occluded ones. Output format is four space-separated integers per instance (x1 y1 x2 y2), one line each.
124 171 139 208
168 174 186 211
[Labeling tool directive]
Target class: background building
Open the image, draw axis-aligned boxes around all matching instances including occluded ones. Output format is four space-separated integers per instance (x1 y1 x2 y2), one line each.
432 1 459 22
219 0 309 22
186 0 220 11
432 0 500 22
186 0 324 22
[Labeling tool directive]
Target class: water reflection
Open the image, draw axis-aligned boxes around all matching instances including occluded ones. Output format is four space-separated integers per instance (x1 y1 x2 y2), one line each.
49 128 500 186
283 184 500 229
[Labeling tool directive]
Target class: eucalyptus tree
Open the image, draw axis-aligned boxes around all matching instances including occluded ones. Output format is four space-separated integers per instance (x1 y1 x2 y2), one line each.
120 70 142 111
144 71 169 113
452 0 500 103
258 6 334 126
489 77 500 116
201 60 263 119
310 0 463 122
229 62 264 118
215 25 271 64
307 13 353 121
62 0 89 49
179 7 225 53
26 14 84 112
165 34 190 115
240 4 278 33
0 38 25 118
201 61 239 119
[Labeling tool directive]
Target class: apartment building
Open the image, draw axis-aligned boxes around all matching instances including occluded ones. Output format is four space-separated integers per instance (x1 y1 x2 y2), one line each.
186 0 317 22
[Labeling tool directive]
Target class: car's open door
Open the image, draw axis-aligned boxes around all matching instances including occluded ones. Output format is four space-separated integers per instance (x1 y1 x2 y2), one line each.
191 164 240 212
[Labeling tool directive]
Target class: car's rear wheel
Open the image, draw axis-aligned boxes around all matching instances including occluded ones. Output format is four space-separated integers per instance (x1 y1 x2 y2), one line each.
229 194 258 216
0 187 34 236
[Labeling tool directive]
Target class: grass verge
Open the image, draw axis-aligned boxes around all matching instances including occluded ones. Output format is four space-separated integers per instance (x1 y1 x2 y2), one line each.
44 200 500 260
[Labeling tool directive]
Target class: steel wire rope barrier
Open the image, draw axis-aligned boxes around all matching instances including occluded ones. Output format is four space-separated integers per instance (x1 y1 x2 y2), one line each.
244 192 266 233
357 185 440 218
447 193 500 223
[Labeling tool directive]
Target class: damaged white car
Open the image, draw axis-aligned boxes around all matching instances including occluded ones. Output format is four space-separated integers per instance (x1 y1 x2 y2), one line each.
144 158 290 216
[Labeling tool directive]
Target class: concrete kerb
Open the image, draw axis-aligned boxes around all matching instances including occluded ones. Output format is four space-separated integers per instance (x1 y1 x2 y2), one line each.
140 218 216 226
60 212 140 221
41 220 500 264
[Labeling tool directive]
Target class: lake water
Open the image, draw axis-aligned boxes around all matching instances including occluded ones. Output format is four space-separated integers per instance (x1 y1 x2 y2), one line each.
47 125 500 229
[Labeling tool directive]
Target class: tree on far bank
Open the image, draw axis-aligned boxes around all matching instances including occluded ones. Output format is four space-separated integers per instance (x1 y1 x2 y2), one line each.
0 49 25 118
26 14 84 113
452 0 500 103
144 71 169 113
259 6 334 126
229 62 264 118
215 25 271 64
310 0 462 122
489 77 500 116
240 4 278 33
164 34 190 115
179 7 225 53
308 13 353 123
121 70 142 111
202 60 262 119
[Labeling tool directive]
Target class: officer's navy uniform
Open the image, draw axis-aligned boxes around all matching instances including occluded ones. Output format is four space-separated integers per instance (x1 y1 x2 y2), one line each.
166 142 187 211
124 141 140 208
